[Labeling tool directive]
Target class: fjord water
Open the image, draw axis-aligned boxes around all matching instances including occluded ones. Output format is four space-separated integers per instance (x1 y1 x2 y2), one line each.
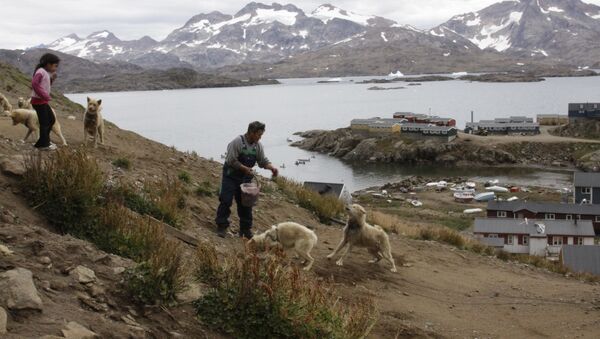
67 75 600 191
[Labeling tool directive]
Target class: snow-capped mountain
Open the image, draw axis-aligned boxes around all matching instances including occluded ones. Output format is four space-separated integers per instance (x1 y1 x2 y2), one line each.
432 0 600 65
41 3 400 69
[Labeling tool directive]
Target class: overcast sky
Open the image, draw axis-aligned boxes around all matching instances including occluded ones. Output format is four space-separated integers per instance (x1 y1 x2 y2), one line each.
2 0 600 49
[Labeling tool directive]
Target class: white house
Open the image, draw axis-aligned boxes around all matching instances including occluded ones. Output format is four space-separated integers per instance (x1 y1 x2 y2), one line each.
473 218 595 257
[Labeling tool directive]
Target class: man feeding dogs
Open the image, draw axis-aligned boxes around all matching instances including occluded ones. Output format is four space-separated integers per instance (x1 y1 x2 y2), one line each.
215 121 278 239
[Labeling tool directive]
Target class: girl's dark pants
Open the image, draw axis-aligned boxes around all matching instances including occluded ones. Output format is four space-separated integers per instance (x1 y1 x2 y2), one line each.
215 169 253 231
32 104 55 148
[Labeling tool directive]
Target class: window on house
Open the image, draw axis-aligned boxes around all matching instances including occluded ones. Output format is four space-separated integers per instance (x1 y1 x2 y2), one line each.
596 216 600 222
523 236 529 245
488 234 498 238
577 214 582 220
497 211 507 218
552 236 563 246
582 187 591 194
545 213 555 220
576 237 584 245
507 235 514 245
566 214 573 220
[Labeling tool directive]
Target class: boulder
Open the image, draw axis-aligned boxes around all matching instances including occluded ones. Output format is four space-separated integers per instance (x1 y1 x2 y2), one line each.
0 244 14 256
70 265 96 284
0 306 7 334
61 321 98 339
0 268 43 311
0 155 25 177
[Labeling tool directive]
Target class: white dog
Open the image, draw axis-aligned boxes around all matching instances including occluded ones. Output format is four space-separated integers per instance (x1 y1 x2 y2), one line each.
83 97 105 147
327 204 397 272
249 222 318 271
1 93 67 145
17 97 33 109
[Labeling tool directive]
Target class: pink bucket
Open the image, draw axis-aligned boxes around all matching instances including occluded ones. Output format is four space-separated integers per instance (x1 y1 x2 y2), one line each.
240 177 260 207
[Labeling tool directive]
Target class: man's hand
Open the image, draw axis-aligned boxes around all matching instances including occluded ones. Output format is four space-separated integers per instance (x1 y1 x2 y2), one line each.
241 165 253 176
266 164 279 177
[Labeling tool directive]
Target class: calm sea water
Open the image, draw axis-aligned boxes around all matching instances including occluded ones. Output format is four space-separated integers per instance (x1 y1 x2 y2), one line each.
66 75 600 191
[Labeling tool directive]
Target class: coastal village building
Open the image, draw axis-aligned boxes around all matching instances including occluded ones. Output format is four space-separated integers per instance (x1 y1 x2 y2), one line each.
568 103 600 121
464 116 540 135
574 172 600 205
486 201 600 235
560 245 600 276
474 218 595 256
393 112 456 126
537 114 569 126
303 181 346 199
350 117 457 142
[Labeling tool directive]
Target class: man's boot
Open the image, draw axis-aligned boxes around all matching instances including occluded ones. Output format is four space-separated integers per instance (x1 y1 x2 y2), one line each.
239 226 253 239
216 224 228 238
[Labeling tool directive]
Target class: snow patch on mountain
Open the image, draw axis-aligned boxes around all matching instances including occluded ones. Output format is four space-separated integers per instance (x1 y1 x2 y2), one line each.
249 8 298 26
310 4 374 26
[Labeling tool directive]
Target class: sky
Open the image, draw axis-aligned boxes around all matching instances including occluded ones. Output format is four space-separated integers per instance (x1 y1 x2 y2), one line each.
1 0 600 49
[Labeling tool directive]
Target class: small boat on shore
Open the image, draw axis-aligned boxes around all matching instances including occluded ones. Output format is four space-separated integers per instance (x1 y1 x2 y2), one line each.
486 186 509 193
463 208 483 214
410 200 423 207
475 192 496 202
484 179 499 187
454 192 475 203
507 196 519 202
465 182 476 189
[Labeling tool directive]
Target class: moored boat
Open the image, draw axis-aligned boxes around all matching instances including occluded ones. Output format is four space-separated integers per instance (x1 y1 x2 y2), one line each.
486 186 509 193
454 192 475 203
475 192 496 202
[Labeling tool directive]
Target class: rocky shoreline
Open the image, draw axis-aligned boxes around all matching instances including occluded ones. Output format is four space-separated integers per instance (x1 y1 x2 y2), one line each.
291 128 600 171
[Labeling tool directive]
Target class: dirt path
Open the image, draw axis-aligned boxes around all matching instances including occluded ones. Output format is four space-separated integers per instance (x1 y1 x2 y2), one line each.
460 127 600 145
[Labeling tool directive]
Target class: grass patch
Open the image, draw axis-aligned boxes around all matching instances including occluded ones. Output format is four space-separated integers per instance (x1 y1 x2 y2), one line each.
112 158 131 170
109 178 186 228
22 149 186 304
178 170 192 184
274 176 345 223
195 180 215 197
194 242 378 339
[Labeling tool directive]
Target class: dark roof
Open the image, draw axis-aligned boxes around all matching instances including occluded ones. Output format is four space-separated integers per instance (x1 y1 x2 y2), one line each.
474 218 595 236
574 172 600 188
303 181 345 198
487 201 600 215
561 245 600 276
569 103 600 111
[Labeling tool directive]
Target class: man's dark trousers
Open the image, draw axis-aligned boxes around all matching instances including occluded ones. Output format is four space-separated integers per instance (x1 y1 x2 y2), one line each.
215 171 253 231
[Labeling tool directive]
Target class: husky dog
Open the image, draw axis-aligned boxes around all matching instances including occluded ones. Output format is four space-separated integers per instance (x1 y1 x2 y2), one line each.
17 97 33 109
1 93 67 145
327 204 397 272
83 97 105 147
249 222 318 271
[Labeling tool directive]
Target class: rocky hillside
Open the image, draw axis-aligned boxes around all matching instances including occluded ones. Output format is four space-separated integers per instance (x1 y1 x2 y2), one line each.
0 49 277 93
1 56 600 338
292 128 600 171
433 0 600 67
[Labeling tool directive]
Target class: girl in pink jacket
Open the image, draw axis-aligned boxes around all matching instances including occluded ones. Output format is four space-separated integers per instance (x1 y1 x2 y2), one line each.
31 53 60 150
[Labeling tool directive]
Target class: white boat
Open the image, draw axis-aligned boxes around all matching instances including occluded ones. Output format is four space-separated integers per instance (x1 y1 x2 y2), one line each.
325 77 342 83
437 181 448 188
388 70 404 78
450 186 475 193
486 186 509 193
465 182 476 189
410 200 423 207
454 192 474 203
475 192 496 202
463 208 483 214
507 196 519 202
484 179 499 187
452 71 468 77
426 182 439 187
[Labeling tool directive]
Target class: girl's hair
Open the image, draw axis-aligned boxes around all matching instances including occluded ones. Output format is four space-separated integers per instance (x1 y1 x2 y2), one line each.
34 53 60 74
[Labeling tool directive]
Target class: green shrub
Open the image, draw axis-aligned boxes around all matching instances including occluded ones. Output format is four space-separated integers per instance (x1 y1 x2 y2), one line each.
178 171 192 184
22 148 104 236
194 243 377 339
124 238 186 305
195 181 215 197
274 176 345 223
112 158 131 170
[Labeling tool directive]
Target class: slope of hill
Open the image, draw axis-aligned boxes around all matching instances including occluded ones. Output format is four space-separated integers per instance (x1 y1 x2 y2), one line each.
433 0 600 66
1 61 600 337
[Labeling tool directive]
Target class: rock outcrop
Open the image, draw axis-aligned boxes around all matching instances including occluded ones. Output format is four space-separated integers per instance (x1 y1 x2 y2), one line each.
0 268 43 312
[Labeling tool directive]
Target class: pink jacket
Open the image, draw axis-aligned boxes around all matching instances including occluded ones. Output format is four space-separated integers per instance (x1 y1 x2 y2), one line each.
31 68 52 105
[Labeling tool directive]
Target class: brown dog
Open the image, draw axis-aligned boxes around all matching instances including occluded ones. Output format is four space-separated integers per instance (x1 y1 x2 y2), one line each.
83 97 105 147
